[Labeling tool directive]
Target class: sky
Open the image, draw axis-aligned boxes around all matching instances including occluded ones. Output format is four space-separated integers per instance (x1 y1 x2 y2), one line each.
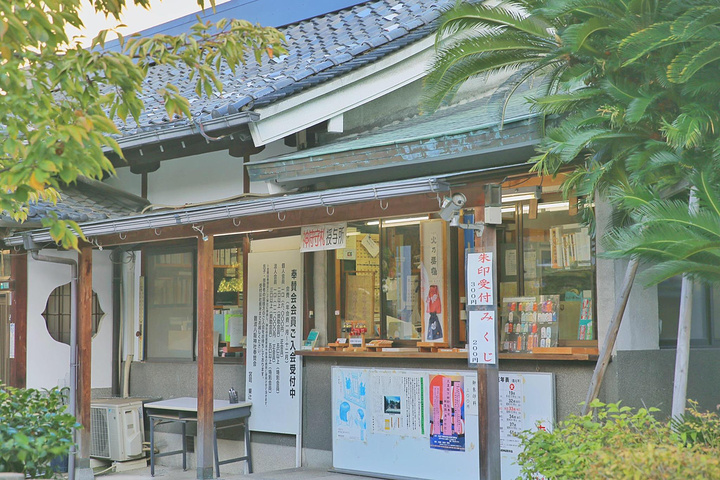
69 0 233 47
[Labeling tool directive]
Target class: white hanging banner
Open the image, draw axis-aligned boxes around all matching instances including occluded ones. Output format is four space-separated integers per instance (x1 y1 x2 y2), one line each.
300 223 347 252
246 248 303 434
467 252 494 306
468 310 497 365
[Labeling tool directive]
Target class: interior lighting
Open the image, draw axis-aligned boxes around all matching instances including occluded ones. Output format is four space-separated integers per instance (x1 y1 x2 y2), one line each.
501 186 541 203
365 215 429 226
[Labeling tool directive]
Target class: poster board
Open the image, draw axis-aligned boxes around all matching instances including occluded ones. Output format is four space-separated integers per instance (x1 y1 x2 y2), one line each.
332 367 479 480
245 247 303 435
331 367 554 480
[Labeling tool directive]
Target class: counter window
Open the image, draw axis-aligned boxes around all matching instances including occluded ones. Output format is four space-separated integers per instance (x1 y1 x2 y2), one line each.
337 218 428 343
497 194 596 353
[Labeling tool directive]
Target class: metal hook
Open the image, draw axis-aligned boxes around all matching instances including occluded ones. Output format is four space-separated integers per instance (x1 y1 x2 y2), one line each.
436 192 443 208
154 228 162 236
379 199 389 210
326 205 335 216
278 211 286 222
13 245 20 252
232 218 242 227
119 232 127 240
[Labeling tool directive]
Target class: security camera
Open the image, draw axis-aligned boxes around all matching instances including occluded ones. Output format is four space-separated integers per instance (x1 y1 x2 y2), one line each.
439 193 467 222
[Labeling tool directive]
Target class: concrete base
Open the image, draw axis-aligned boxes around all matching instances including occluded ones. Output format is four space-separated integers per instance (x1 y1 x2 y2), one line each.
75 461 95 480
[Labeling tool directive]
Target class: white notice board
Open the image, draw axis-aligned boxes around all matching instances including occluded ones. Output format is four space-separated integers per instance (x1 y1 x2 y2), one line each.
499 372 555 480
246 248 303 435
331 367 554 480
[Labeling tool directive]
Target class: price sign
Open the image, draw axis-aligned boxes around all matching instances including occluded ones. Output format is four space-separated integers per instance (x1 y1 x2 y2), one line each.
468 310 496 365
467 252 494 306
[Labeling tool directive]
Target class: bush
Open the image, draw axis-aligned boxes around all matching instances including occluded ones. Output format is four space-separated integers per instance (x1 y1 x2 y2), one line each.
0 385 77 478
516 400 720 480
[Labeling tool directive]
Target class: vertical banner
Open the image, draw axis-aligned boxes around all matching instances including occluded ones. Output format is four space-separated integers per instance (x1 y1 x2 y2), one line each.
468 310 497 364
467 252 494 306
246 249 303 434
420 220 447 343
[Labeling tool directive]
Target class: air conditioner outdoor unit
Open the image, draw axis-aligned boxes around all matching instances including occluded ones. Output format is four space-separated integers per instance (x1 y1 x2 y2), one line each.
90 399 145 462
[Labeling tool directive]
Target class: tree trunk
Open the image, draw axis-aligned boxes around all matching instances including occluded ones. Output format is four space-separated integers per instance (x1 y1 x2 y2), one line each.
582 257 639 415
671 189 699 418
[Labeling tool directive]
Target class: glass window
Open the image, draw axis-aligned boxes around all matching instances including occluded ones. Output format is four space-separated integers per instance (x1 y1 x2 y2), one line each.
658 277 714 347
498 196 596 353
145 243 245 360
381 223 422 341
42 283 104 345
339 222 381 339
146 249 195 359
213 245 244 357
336 219 426 343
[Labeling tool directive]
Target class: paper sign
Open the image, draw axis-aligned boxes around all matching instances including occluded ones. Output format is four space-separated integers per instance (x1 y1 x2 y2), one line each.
468 310 497 365
467 252 494 306
301 222 347 252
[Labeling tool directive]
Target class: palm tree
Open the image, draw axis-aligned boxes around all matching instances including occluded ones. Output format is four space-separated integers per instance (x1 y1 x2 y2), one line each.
424 0 720 418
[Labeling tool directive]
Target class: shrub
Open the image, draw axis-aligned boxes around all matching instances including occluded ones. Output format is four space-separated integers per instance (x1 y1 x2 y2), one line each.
0 385 77 478
516 399 720 480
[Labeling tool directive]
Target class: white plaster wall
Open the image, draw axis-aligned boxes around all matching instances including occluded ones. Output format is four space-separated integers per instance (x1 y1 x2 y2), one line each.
26 249 114 390
104 140 295 204
595 195 660 353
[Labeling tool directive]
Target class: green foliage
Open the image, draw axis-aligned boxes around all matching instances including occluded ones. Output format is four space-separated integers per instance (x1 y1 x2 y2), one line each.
0 384 77 478
0 0 285 249
517 400 720 480
425 0 720 286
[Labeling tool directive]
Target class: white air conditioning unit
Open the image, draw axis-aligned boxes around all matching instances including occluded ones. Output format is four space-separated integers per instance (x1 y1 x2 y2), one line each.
90 399 145 462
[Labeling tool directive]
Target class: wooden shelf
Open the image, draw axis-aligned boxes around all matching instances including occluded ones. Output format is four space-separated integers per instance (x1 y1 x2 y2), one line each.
297 350 598 361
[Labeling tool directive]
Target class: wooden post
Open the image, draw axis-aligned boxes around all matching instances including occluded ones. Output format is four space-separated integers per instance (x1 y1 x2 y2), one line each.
474 207 501 480
582 257 639 415
77 246 93 460
10 252 27 388
197 235 215 480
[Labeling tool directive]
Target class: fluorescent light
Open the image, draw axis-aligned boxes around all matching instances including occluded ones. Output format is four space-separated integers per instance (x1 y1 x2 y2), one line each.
215 229 270 237
501 186 540 203
366 215 429 226
501 192 537 203
538 201 569 212
501 206 516 213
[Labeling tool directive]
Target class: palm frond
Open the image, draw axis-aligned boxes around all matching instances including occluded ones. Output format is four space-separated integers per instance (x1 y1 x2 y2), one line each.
526 87 603 114
618 21 675 66
422 49 547 113
434 2 552 45
667 42 720 84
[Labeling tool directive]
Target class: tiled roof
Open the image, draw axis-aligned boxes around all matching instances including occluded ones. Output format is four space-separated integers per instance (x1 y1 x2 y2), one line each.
2 178 149 227
119 0 451 136
247 80 546 185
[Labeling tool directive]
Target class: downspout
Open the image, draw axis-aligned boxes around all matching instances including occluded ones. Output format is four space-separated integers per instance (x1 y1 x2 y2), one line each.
112 252 122 396
25 244 78 480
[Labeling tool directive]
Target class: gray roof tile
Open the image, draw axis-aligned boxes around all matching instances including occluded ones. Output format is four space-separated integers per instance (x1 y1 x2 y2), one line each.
3 178 149 226
115 0 452 137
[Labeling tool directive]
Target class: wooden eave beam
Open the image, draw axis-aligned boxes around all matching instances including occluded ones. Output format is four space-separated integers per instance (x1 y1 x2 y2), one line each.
93 184 488 248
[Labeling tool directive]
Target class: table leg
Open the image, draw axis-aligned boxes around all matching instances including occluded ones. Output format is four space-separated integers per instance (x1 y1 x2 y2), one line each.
244 419 253 474
150 419 156 477
181 421 187 471
213 425 220 478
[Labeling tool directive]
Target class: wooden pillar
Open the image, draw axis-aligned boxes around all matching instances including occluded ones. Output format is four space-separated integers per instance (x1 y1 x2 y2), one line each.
474 207 501 480
77 246 93 459
197 235 214 480
10 252 27 388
